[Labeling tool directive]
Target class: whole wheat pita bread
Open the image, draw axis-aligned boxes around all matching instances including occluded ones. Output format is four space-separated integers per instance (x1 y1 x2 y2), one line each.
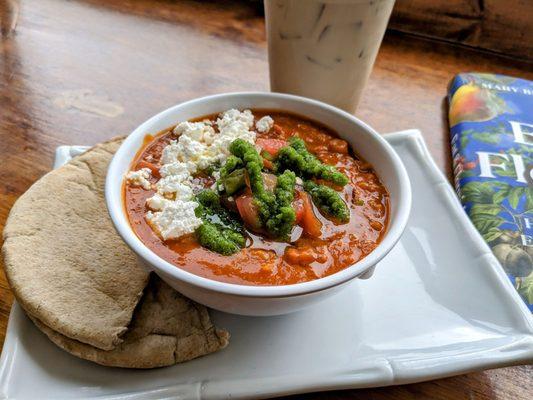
3 137 229 365
2 138 146 350
29 275 229 368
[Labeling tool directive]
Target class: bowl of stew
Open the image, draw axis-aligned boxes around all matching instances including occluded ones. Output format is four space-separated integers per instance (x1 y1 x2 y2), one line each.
106 92 411 316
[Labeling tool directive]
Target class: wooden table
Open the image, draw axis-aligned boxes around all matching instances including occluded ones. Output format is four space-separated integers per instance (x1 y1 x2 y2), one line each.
0 0 531 398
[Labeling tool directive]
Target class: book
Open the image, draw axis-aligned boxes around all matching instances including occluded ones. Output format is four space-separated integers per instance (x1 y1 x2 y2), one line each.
448 73 533 311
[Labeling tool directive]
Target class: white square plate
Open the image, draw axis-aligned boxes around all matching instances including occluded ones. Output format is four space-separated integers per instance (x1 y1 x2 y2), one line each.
1 130 532 400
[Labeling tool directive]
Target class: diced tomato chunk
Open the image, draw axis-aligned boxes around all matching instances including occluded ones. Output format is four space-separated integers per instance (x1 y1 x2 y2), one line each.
299 192 322 238
256 138 288 157
292 194 305 224
235 193 262 231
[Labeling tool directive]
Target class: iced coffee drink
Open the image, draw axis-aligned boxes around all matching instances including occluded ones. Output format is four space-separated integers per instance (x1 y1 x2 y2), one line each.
265 0 395 113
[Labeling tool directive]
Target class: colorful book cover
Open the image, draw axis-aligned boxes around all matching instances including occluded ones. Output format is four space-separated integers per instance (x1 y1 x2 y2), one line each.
448 73 533 311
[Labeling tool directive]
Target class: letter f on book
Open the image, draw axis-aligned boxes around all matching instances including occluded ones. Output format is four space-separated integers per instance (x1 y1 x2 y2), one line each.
476 152 528 183
510 121 533 145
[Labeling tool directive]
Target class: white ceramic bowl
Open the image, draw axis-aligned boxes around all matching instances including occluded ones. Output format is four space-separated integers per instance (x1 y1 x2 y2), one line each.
106 92 411 316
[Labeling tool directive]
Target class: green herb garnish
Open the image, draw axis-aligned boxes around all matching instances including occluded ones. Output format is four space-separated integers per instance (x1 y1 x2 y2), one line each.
229 139 275 212
195 189 245 255
229 139 297 239
304 180 350 222
265 170 296 238
195 136 351 255
276 137 349 186
196 223 243 256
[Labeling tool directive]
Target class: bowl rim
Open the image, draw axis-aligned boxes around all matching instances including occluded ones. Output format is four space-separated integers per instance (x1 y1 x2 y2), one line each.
105 91 411 298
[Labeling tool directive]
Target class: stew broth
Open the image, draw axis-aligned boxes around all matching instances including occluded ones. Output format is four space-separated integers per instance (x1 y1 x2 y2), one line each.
125 111 389 285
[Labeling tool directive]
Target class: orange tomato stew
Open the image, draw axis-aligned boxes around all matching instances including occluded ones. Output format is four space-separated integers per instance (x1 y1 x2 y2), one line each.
124 110 389 286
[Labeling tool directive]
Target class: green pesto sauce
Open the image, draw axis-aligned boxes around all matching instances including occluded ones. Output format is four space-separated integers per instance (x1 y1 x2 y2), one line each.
229 139 296 240
304 181 350 222
276 137 349 186
194 190 245 255
196 136 351 255
266 170 296 238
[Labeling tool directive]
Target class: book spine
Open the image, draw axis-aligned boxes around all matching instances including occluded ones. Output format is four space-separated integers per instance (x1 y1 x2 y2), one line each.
450 131 463 202
448 73 469 204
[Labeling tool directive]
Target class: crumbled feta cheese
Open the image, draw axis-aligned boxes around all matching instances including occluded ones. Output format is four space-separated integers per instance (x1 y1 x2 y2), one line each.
211 130 254 159
156 176 194 199
216 109 254 131
179 135 209 163
146 193 171 211
159 161 196 179
217 109 256 139
126 168 152 190
161 137 207 168
142 108 262 241
146 201 202 240
160 141 178 165
162 109 257 172
173 121 216 145
256 116 274 133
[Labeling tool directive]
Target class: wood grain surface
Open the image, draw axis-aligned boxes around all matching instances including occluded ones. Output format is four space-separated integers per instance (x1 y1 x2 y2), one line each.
0 0 532 398
390 0 533 60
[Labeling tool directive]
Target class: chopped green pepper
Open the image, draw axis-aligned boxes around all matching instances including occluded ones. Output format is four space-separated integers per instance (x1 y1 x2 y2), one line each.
221 168 246 196
220 155 242 180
